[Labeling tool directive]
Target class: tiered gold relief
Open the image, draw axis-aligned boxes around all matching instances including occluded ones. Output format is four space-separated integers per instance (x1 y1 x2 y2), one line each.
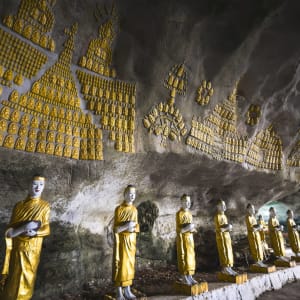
77 4 136 154
287 138 300 167
187 83 248 163
246 125 282 170
3 0 56 52
143 64 187 146
0 23 103 160
0 28 47 84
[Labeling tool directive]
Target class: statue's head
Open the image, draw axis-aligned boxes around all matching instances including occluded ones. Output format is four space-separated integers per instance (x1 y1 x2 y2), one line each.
269 207 276 217
181 194 191 209
217 199 226 212
287 209 294 218
246 203 255 215
124 185 136 204
29 175 45 198
258 214 263 221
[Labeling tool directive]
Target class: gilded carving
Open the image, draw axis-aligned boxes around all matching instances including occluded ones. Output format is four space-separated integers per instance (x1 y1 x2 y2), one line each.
195 80 214 106
246 104 261 126
143 64 187 146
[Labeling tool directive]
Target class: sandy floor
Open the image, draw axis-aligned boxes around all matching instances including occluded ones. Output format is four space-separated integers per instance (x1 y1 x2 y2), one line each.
258 280 300 299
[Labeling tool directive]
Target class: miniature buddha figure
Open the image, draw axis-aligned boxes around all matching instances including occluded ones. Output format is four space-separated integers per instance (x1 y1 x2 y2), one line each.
45 143 54 155
9 90 19 103
0 107 11 120
286 210 300 257
71 148 79 159
14 137 26 151
58 108 65 119
36 142 46 153
0 175 50 300
47 131 55 143
214 200 237 276
8 123 19 135
63 146 71 157
49 121 57 131
57 123 65 133
3 135 15 149
245 204 267 267
176 194 198 285
56 133 64 144
39 119 48 130
0 120 7 132
65 136 72 146
268 207 288 261
10 110 20 123
25 139 36 152
113 185 139 300
66 125 72 135
28 129 37 140
21 114 31 126
73 137 80 148
30 117 39 128
54 144 63 156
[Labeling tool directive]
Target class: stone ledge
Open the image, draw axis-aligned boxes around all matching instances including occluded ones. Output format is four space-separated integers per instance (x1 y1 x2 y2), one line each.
147 265 300 300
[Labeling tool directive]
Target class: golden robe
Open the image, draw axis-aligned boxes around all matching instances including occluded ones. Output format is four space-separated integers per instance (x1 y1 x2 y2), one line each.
1 196 50 300
287 218 300 254
113 202 139 287
176 208 195 275
214 213 234 267
268 216 285 257
245 215 263 262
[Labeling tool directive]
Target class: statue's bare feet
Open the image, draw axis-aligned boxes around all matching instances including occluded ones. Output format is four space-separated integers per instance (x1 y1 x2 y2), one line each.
124 286 136 300
116 287 126 300
188 275 198 285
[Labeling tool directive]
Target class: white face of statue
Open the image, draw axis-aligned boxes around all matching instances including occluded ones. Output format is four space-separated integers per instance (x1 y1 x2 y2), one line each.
29 179 45 198
288 210 294 218
218 201 226 212
181 196 191 209
248 205 255 215
269 208 276 218
125 188 136 204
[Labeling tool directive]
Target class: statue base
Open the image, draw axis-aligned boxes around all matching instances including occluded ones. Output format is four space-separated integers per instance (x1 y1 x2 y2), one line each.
174 280 208 296
274 259 296 268
104 288 147 300
249 264 276 273
217 272 247 284
291 256 300 263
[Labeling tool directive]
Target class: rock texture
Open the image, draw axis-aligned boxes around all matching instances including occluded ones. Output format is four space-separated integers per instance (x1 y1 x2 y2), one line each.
0 0 300 298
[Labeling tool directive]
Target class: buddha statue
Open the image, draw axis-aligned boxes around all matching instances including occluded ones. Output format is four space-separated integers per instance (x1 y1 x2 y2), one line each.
45 143 54 155
3 135 15 149
63 146 71 157
176 194 198 285
268 207 288 262
113 185 139 300
14 137 26 151
0 175 50 300
257 215 269 258
286 210 300 257
25 139 36 152
245 204 268 268
214 200 237 276
0 107 11 120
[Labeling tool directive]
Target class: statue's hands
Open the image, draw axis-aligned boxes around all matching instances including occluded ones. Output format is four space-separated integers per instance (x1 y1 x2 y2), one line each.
228 224 233 231
25 229 37 237
280 225 284 232
24 221 40 231
127 221 136 232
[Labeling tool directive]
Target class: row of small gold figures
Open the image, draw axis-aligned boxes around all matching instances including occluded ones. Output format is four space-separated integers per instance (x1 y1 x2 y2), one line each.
206 115 237 132
115 139 135 153
4 96 92 127
34 76 77 94
109 131 134 143
186 136 212 153
247 150 282 162
88 101 135 117
189 128 214 145
29 90 81 110
287 159 300 167
0 29 47 78
214 105 235 120
77 70 136 94
0 133 103 160
79 57 117 79
255 136 282 147
191 119 213 135
3 15 55 52
102 125 134 137
0 107 102 139
224 144 247 155
82 84 136 104
246 157 282 170
101 116 135 132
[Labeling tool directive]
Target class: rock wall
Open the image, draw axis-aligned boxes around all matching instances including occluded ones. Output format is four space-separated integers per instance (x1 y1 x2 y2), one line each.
0 0 300 298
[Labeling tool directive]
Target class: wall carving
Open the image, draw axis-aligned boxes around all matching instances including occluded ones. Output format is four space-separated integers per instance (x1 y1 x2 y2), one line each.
195 80 214 106
0 23 103 160
286 134 300 167
245 104 261 126
3 0 56 52
245 125 282 170
186 83 248 163
77 3 136 153
143 64 187 146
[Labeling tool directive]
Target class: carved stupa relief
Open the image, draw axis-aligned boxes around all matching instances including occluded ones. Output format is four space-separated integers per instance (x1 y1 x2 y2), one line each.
143 63 187 146
186 83 248 163
77 3 136 153
0 23 103 160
